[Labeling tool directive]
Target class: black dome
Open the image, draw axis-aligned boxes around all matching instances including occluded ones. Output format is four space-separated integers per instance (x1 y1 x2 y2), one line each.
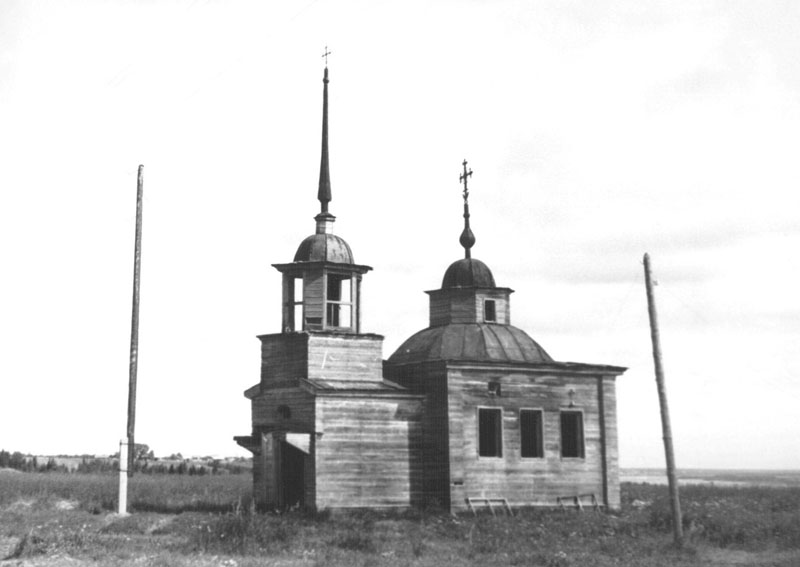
442 258 496 288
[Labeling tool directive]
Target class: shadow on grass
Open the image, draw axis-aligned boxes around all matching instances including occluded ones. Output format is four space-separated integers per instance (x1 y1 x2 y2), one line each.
131 501 237 514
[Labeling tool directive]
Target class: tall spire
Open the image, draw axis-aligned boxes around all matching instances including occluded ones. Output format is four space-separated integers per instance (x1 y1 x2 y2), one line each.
317 57 332 214
459 159 475 258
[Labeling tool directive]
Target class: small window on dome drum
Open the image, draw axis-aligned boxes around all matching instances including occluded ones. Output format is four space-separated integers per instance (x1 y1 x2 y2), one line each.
484 299 496 322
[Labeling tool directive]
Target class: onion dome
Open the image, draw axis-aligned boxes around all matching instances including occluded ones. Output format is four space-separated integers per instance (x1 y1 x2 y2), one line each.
387 323 552 365
294 232 354 264
442 258 496 288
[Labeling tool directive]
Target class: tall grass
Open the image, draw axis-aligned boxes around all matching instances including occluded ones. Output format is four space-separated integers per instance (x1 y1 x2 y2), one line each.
642 483 800 549
3 474 800 566
0 472 251 513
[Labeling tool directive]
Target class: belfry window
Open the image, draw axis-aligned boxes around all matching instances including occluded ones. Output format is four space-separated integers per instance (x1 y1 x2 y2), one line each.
560 411 584 458
478 408 503 457
292 278 303 331
520 409 544 458
326 275 352 328
484 299 496 322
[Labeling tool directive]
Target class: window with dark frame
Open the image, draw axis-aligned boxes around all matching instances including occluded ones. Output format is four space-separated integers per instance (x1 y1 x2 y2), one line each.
326 275 352 328
560 411 584 458
478 408 503 457
484 299 497 322
520 409 544 458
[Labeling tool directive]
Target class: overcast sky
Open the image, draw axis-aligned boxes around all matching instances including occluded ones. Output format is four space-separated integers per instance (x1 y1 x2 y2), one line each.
2 0 799 469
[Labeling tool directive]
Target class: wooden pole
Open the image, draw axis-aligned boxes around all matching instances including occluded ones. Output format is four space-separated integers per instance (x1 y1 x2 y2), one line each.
643 253 683 546
117 439 128 515
127 165 144 479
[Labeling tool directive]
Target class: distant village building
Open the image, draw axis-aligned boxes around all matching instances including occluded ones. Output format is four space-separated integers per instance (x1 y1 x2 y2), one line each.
235 66 626 512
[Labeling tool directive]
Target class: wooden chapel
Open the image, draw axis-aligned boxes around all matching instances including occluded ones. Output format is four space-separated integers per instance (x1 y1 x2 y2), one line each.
236 65 626 512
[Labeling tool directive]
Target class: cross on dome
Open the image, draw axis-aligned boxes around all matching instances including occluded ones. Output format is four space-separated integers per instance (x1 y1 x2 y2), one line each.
458 159 476 258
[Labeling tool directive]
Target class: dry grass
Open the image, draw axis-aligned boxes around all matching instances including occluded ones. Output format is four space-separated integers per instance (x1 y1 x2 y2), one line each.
2 473 800 566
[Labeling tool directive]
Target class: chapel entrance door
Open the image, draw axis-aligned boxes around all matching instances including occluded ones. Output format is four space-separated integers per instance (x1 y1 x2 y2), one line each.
280 441 305 509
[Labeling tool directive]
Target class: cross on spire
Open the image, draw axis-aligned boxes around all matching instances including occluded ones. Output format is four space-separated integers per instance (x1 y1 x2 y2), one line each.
322 46 332 66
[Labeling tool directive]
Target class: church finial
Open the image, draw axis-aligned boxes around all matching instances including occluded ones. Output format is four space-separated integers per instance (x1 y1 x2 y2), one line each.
459 159 475 259
317 49 332 214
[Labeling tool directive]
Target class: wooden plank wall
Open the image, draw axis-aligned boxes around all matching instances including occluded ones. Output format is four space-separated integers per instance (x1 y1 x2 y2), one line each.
303 272 324 326
250 386 316 508
473 291 511 325
313 395 422 509
428 289 511 326
306 334 384 381
446 368 619 510
384 361 451 509
251 386 315 431
600 375 620 508
259 334 309 387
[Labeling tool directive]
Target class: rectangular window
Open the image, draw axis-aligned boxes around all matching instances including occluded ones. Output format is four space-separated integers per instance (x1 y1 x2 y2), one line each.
520 409 544 458
560 411 584 458
291 278 303 330
326 275 352 328
484 299 496 322
478 408 503 457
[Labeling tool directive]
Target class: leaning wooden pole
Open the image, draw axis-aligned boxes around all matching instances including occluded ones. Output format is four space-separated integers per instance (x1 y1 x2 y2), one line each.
643 252 683 546
127 165 144 478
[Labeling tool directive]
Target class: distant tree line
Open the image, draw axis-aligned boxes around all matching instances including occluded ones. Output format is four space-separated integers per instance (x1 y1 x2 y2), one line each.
0 449 250 475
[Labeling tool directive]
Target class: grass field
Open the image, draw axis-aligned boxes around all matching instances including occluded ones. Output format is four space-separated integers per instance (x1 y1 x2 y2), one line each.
2 471 799 566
